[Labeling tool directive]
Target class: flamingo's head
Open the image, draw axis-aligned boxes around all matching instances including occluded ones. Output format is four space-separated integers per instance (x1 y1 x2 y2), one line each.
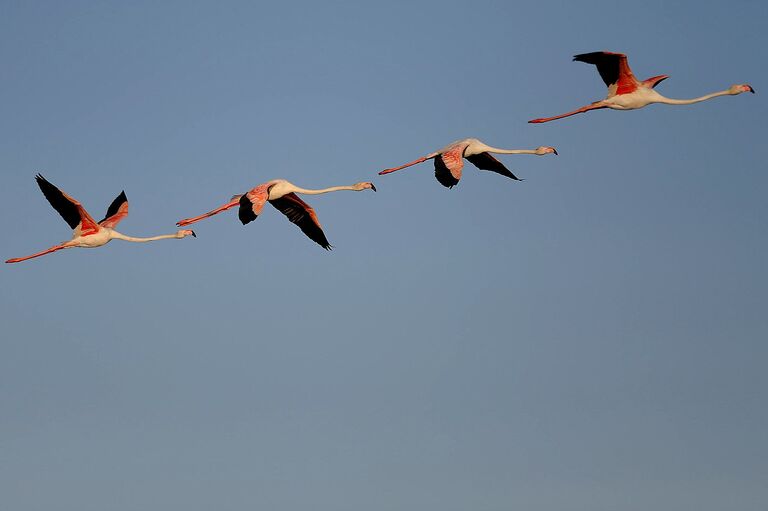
730 84 755 95
177 229 197 238
355 182 377 192
535 146 558 156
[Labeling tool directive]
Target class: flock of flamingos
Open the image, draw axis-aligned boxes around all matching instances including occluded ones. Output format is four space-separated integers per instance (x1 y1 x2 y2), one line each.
6 51 754 263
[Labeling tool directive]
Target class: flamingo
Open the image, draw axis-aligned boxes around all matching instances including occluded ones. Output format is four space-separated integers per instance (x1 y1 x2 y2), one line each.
529 51 755 123
377 138 557 188
5 174 196 264
176 179 376 250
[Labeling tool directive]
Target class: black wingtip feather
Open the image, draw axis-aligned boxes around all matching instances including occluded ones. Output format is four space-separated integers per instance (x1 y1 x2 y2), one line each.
98 189 129 224
433 157 461 189
465 153 523 183
573 51 613 62
238 195 258 225
268 195 332 250
34 173 82 230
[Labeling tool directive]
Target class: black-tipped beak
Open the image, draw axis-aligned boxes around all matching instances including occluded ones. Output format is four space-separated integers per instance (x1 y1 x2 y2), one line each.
370 183 377 192
191 230 197 238
553 149 559 155
749 86 756 93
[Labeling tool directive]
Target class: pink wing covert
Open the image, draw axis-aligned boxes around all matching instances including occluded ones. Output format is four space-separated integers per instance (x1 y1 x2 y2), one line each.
238 183 272 225
433 143 466 188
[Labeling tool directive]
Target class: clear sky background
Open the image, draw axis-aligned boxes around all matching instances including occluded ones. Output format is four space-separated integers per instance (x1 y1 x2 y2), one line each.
1 1 766 510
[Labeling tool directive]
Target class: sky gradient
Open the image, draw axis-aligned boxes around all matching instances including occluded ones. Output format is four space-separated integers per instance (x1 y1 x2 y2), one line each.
1 1 767 510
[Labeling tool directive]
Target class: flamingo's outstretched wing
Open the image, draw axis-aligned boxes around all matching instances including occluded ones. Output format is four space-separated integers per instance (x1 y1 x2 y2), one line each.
269 193 331 250
465 153 522 181
98 191 129 228
35 174 100 234
573 51 640 95
238 184 271 225
433 145 465 189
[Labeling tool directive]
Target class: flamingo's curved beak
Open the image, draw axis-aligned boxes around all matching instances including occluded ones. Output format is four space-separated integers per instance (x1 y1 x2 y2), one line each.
191 230 197 238
749 85 756 93
370 184 377 192
553 148 559 155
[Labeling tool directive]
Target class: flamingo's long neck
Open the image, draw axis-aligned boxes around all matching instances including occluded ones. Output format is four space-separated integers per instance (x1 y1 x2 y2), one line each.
483 146 538 155
656 89 731 105
289 185 359 195
110 231 180 243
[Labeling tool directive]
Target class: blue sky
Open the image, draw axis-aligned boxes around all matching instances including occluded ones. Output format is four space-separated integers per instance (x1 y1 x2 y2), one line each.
1 1 766 510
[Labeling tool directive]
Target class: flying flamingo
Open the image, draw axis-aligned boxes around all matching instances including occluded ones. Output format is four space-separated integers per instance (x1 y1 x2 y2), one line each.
176 179 376 250
378 138 557 188
5 174 196 264
529 51 754 123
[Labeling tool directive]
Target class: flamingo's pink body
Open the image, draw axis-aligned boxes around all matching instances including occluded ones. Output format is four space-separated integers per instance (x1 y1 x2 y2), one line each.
6 175 195 264
529 51 754 123
378 138 557 188
176 179 376 250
